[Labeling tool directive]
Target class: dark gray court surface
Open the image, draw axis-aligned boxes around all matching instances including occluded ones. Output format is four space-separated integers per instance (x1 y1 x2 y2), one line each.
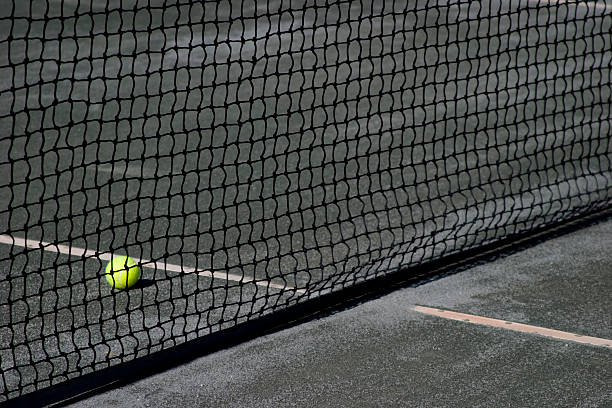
1 0 611 403
68 213 612 407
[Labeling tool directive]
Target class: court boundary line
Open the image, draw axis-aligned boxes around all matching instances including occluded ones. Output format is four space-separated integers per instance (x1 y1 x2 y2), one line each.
0 234 304 293
413 305 612 348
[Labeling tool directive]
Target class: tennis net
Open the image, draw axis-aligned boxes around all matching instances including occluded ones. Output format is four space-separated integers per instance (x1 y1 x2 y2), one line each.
1 0 611 403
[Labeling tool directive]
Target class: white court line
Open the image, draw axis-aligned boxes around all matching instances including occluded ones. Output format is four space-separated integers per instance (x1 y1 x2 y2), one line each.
0 234 305 293
413 305 612 348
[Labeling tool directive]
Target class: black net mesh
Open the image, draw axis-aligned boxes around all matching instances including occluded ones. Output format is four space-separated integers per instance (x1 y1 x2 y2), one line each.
1 0 611 402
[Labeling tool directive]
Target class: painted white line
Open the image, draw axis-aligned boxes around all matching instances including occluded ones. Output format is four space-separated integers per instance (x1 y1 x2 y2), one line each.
413 305 612 348
93 163 156 178
0 234 305 293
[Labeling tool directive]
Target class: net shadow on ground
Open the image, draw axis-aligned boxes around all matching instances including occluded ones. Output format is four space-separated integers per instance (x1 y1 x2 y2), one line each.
4 206 610 408
0 247 304 404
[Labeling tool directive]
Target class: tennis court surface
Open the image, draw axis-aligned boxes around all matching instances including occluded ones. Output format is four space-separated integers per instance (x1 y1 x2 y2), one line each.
1 0 611 405
69 212 612 407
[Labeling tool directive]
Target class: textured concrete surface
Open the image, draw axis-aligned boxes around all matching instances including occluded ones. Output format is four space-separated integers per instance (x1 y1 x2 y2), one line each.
2 1 611 403
68 216 612 407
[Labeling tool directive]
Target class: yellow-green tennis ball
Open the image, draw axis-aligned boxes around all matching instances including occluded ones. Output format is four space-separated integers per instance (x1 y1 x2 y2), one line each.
105 256 140 290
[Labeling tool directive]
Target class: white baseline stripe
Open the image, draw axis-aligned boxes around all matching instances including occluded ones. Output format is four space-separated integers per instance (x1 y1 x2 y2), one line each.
413 305 612 348
0 234 304 293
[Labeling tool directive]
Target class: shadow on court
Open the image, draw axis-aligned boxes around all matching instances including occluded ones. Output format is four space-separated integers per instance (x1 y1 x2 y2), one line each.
63 203 612 407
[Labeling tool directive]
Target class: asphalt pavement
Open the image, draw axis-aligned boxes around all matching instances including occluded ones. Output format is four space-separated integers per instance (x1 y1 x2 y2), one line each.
68 214 612 407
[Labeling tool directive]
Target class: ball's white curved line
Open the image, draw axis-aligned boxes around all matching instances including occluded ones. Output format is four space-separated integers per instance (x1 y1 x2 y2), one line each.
0 234 305 293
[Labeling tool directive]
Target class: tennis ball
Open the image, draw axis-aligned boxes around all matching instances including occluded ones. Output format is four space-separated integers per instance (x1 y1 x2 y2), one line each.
105 255 140 290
